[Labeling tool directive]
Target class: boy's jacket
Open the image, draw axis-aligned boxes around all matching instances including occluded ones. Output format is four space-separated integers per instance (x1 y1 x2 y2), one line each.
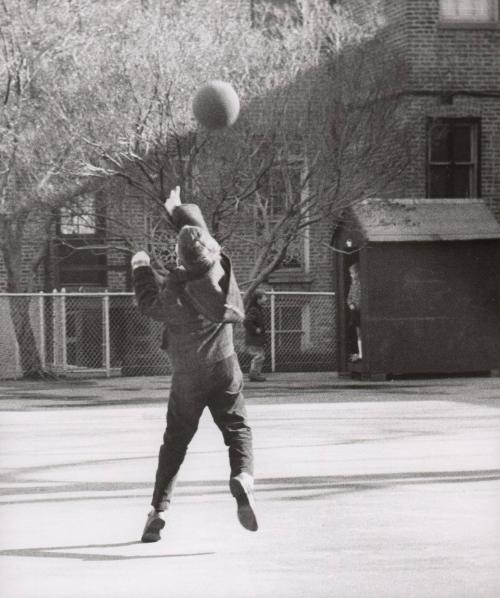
132 203 244 372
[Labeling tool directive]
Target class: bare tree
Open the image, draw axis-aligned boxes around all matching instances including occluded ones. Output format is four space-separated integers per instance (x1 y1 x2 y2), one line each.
0 0 106 375
78 0 410 300
0 0 409 375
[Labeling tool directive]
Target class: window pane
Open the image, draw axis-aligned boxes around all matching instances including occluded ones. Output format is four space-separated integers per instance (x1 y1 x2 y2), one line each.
60 215 96 236
440 0 496 20
428 120 478 199
452 125 472 162
59 267 107 286
265 163 301 218
57 240 107 287
281 239 303 269
269 191 286 218
57 243 106 266
452 165 472 198
429 166 453 198
429 165 472 198
60 196 97 235
429 123 450 162
281 252 302 269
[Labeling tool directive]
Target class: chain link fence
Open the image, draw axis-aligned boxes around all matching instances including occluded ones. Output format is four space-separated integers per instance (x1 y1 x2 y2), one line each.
0 291 337 380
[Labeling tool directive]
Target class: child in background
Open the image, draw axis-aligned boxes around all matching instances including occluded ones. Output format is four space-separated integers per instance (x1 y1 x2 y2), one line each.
244 289 268 381
347 262 362 362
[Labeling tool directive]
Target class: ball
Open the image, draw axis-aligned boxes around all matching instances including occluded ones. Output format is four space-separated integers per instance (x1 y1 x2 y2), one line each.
192 80 240 130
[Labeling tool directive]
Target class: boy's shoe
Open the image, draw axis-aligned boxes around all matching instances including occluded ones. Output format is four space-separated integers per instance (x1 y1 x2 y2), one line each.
249 374 266 382
141 509 165 543
229 472 258 532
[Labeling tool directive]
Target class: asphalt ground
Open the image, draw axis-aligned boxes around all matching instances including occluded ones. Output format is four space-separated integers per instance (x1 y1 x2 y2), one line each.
0 373 499 598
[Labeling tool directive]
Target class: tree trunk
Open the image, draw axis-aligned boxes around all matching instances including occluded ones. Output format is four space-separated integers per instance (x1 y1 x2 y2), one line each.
2 237 50 379
8 295 44 378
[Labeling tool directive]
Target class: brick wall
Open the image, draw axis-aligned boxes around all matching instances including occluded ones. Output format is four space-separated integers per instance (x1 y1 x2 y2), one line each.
339 0 500 219
380 95 500 209
404 0 500 92
0 213 49 293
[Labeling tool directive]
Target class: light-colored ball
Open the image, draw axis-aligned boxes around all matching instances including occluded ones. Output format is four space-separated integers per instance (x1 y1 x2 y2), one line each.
192 80 240 130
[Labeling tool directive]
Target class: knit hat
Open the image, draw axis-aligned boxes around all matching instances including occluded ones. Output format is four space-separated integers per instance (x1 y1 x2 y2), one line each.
253 288 266 300
249 288 267 306
176 225 221 271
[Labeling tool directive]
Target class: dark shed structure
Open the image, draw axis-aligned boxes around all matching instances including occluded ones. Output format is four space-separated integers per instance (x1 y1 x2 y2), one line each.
333 199 500 378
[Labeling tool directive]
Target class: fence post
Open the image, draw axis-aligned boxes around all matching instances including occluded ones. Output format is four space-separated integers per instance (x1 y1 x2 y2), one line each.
13 318 20 380
38 292 46 369
269 291 276 373
103 290 111 377
52 289 59 369
61 288 67 370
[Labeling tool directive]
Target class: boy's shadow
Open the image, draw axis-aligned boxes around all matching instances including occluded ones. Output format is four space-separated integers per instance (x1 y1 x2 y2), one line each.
0 541 214 561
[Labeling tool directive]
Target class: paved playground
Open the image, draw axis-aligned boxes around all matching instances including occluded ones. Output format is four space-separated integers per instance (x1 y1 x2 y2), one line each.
0 373 499 598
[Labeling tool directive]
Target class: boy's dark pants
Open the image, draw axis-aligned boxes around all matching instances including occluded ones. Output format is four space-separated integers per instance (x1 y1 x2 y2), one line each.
152 353 253 511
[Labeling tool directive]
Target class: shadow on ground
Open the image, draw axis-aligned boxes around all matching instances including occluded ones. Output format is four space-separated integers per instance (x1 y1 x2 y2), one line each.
0 541 215 561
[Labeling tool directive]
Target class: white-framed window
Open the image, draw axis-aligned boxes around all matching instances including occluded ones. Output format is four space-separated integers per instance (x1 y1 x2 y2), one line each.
259 157 307 271
56 195 108 288
427 119 480 198
59 195 99 236
440 0 498 21
265 159 302 219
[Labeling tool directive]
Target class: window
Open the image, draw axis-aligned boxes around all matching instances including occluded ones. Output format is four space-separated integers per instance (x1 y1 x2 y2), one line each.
265 168 295 220
259 159 305 270
55 240 108 287
427 119 480 199
59 195 100 236
56 195 107 288
440 0 498 22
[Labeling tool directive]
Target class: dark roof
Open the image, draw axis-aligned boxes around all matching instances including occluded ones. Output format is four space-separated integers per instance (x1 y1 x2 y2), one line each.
348 199 500 242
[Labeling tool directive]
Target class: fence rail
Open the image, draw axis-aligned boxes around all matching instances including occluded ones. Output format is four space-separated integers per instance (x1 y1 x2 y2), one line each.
0 290 337 380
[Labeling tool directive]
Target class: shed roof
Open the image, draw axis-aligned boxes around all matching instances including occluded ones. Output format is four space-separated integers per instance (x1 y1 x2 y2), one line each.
347 199 500 242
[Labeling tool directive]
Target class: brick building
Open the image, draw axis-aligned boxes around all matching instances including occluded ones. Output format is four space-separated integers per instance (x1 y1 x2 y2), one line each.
381 0 500 208
1 0 499 376
332 0 500 375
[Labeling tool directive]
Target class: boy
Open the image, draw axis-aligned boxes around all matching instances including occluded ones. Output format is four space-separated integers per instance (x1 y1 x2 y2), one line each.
243 289 268 381
131 187 257 542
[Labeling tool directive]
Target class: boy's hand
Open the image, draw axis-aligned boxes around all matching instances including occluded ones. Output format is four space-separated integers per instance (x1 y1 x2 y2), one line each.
131 251 150 269
224 303 245 320
164 185 181 217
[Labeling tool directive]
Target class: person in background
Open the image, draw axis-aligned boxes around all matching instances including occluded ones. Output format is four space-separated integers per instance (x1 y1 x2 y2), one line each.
131 186 258 543
347 262 362 362
244 289 268 382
